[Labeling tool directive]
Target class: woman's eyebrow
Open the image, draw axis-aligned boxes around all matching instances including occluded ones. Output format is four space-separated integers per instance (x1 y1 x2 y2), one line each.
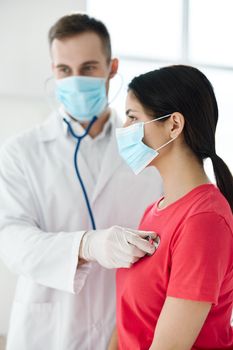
126 109 138 115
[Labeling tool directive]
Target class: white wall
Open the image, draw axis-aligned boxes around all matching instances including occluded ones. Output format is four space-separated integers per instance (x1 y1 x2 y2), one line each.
0 0 86 97
0 0 86 336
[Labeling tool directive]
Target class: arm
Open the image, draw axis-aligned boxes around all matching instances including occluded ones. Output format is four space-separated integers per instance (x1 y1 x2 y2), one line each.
0 141 89 293
149 297 211 350
0 141 157 292
108 326 118 350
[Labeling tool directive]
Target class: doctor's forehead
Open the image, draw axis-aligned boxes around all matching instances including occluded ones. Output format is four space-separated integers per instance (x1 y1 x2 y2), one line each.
50 33 108 64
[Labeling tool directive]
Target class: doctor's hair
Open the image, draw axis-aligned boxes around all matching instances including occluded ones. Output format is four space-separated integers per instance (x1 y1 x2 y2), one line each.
48 13 112 63
128 65 233 212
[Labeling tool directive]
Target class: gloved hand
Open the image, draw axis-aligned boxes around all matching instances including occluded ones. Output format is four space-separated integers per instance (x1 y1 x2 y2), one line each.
79 226 159 269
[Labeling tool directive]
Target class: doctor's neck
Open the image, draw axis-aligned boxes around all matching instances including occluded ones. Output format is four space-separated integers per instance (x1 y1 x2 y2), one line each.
74 107 111 138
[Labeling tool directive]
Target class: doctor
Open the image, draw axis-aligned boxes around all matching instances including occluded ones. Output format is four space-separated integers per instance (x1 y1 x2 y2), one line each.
0 13 163 350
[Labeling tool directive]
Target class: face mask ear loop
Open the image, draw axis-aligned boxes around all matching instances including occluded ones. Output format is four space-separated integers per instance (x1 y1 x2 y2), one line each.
143 113 177 152
144 114 172 125
156 135 178 152
107 72 124 106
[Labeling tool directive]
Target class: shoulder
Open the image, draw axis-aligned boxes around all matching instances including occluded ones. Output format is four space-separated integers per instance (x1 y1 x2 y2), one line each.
0 113 63 159
184 211 232 238
173 212 233 265
166 185 233 255
185 185 233 236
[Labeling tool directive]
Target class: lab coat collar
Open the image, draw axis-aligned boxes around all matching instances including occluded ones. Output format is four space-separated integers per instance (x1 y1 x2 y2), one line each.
61 107 114 143
37 111 64 142
38 107 117 143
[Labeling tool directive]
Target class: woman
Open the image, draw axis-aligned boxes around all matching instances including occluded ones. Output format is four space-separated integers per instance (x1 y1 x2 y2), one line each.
109 65 233 349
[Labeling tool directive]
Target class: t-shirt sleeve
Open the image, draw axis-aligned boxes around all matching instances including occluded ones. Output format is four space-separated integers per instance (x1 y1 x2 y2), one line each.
167 212 232 305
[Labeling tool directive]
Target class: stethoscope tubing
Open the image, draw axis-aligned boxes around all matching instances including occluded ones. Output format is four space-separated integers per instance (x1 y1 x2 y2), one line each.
63 117 98 230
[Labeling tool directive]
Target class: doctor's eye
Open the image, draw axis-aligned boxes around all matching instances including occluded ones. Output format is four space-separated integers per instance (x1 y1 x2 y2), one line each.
85 65 95 71
58 66 71 75
82 65 97 75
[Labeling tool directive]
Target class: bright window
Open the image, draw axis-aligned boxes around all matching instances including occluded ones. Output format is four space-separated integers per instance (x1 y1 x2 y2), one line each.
88 0 183 60
189 0 233 67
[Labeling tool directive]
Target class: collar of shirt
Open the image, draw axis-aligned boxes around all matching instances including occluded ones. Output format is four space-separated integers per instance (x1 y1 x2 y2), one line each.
60 106 113 143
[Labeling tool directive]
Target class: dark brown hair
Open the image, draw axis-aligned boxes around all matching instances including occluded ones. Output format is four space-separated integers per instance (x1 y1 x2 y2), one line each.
48 13 112 62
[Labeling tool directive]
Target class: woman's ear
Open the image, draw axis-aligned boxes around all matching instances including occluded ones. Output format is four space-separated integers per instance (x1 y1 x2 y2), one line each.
109 58 119 79
168 112 185 139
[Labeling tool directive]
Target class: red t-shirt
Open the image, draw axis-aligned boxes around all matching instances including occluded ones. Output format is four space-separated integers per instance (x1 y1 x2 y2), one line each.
117 184 233 350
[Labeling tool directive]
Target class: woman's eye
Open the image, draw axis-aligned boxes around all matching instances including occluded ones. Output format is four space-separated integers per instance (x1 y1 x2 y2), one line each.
128 115 137 123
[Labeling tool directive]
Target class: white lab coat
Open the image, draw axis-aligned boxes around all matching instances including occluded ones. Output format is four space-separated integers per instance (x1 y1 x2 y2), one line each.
0 110 163 350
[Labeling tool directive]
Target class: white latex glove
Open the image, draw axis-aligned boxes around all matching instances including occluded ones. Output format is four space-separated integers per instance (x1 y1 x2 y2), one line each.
79 225 159 269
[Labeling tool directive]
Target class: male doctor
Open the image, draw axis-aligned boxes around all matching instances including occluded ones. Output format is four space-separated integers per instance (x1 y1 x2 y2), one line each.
0 13 163 350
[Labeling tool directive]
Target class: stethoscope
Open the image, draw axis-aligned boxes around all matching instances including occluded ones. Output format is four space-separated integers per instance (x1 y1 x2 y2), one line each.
44 74 123 231
63 116 98 230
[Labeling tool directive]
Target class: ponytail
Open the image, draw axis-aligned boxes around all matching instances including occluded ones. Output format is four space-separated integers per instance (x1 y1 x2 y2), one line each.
211 154 233 212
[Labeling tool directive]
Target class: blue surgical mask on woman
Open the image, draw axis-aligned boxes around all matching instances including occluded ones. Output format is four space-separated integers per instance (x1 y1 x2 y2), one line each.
115 114 176 175
55 76 108 122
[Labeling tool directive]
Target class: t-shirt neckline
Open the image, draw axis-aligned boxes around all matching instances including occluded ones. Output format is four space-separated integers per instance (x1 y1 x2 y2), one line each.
155 183 216 214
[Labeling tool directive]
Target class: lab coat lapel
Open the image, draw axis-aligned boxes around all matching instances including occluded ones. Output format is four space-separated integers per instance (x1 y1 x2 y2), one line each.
38 112 63 142
91 111 123 204
38 112 95 195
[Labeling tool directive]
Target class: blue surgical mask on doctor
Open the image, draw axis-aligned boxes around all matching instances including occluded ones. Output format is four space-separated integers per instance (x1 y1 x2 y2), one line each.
116 114 176 175
55 76 108 122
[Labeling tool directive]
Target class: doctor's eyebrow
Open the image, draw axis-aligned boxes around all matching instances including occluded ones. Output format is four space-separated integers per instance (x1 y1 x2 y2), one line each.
55 64 70 69
81 60 100 66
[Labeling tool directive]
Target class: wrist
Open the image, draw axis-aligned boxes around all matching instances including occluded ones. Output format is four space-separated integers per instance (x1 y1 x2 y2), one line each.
79 231 89 260
79 231 96 262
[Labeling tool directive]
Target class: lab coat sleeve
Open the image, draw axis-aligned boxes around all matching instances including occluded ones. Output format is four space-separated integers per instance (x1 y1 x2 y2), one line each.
0 140 92 294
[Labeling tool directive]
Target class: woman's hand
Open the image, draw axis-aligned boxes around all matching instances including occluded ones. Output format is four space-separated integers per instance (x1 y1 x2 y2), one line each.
108 326 118 350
